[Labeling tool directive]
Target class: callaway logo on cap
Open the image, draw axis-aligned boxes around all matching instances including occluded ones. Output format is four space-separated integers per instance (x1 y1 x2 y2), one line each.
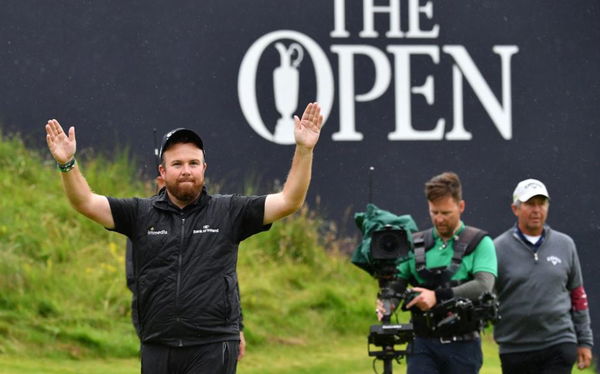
512 178 549 204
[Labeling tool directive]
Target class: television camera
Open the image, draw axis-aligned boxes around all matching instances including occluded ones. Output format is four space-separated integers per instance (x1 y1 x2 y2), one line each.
353 204 500 373
366 225 415 374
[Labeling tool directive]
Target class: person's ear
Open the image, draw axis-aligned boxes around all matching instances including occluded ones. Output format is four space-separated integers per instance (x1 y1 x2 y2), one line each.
511 204 519 217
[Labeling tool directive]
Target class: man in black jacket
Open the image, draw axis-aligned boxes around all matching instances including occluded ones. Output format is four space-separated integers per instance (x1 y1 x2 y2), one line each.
45 102 323 374
124 171 249 361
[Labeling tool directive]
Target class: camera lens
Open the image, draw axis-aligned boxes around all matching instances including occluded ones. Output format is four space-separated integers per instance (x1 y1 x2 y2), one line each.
380 233 401 252
370 228 410 260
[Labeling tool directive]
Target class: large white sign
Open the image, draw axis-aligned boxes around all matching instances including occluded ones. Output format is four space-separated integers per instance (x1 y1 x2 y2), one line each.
238 0 519 144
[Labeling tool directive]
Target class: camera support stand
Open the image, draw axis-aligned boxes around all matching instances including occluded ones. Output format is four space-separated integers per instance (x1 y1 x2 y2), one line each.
368 323 413 374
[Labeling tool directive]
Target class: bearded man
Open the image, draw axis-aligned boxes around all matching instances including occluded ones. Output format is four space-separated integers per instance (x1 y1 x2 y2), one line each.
45 102 323 374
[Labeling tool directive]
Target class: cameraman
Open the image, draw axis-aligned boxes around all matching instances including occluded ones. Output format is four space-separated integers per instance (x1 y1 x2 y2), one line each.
377 172 497 374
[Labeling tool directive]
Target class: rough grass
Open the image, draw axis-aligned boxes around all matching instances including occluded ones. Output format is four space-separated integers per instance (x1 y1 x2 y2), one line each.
0 132 595 373
0 131 376 361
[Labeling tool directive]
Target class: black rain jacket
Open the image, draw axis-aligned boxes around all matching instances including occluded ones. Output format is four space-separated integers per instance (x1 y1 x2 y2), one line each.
108 187 270 347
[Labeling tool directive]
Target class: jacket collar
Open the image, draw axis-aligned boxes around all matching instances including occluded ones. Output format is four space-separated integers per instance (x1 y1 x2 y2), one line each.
512 223 551 248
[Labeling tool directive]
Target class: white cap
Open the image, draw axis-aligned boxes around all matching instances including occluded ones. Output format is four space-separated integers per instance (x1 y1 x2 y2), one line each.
512 179 550 204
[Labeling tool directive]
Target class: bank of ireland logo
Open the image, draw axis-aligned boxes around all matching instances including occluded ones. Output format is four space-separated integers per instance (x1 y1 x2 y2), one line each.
238 30 334 144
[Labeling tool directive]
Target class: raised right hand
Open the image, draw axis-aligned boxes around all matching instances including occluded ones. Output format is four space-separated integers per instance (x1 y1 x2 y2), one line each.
45 119 76 164
404 287 436 311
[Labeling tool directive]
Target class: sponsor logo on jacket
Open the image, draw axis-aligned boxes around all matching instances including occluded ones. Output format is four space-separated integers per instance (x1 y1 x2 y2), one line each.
147 228 168 235
193 225 220 234
546 255 562 266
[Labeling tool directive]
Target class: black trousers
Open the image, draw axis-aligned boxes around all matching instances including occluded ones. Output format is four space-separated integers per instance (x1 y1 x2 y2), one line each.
499 342 577 374
141 341 239 374
406 336 482 374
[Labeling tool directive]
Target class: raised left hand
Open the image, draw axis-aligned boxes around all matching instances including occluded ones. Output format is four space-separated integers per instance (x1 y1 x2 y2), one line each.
293 102 323 149
45 119 76 164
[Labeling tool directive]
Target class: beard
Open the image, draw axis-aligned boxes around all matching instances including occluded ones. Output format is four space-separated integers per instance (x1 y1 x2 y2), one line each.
436 225 452 238
435 221 458 239
165 177 203 204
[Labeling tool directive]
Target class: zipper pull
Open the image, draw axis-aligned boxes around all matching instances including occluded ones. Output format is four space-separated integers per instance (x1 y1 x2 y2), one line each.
534 252 538 262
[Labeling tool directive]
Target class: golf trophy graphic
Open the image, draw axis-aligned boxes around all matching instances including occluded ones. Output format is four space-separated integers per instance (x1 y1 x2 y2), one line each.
273 42 304 143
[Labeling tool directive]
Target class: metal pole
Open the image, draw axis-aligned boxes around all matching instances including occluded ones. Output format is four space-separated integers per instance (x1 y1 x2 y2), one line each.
368 166 375 204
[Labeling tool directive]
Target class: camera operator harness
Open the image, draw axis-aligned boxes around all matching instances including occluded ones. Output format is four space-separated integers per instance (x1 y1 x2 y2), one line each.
405 226 497 341
352 204 498 373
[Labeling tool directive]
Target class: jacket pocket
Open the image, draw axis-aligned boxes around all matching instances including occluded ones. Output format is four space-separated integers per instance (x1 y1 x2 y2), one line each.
223 273 240 323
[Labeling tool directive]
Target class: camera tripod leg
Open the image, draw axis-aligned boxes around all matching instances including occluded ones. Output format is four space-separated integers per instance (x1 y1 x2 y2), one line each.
383 358 393 374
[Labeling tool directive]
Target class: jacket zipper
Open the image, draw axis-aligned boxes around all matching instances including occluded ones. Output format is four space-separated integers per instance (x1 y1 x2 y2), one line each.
518 236 539 263
132 244 143 335
176 216 185 347
224 277 231 323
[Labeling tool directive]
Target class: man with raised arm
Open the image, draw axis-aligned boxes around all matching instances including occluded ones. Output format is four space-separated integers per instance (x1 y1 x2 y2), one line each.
45 102 323 374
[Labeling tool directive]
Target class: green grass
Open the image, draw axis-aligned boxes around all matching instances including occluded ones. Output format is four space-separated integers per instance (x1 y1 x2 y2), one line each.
0 132 595 373
4 333 595 373
0 335 595 373
0 334 504 374
0 133 142 359
0 131 377 360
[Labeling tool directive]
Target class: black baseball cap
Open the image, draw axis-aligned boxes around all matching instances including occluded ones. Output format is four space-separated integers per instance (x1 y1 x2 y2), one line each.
158 128 205 161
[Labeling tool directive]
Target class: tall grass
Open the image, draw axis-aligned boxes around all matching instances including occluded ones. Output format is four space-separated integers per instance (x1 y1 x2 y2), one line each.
0 131 377 360
0 133 145 358
238 206 378 348
0 133 596 373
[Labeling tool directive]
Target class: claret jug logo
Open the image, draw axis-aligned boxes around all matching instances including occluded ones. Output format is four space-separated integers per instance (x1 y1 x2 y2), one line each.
238 31 335 144
238 0 519 144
